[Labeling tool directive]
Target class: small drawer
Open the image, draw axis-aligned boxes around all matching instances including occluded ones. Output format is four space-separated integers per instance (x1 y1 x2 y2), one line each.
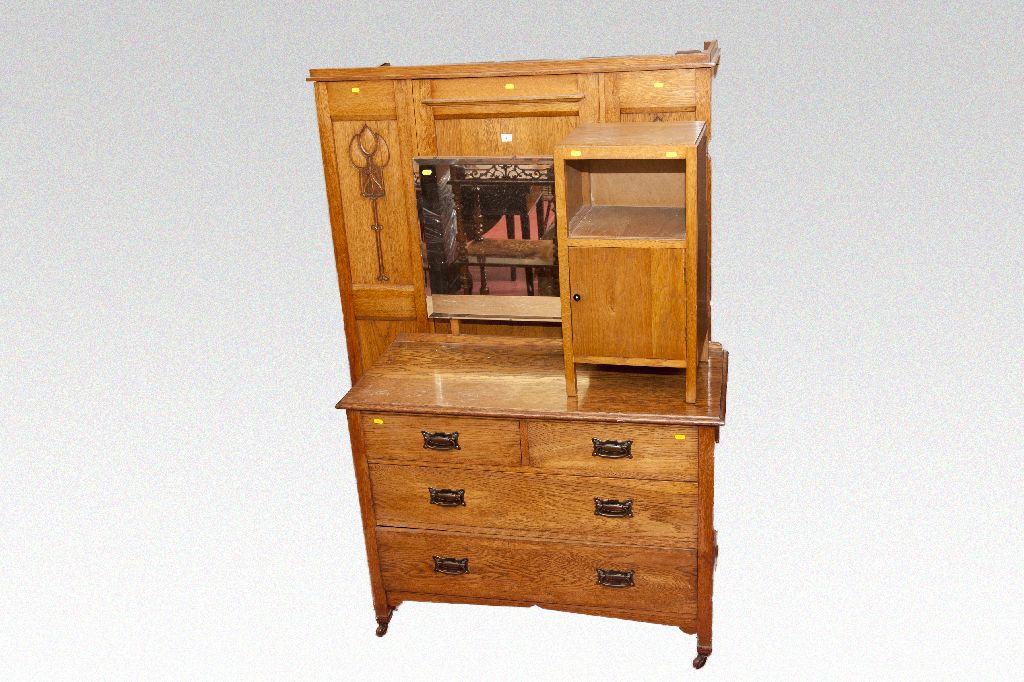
325 80 396 119
377 527 696 617
369 463 696 546
527 421 697 480
361 413 520 466
611 69 697 113
429 74 580 101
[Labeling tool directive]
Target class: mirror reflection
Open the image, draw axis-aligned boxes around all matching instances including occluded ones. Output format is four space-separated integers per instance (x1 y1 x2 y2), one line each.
414 157 557 299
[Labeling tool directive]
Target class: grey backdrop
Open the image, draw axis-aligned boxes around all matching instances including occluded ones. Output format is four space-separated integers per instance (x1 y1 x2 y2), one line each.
3 1 1023 679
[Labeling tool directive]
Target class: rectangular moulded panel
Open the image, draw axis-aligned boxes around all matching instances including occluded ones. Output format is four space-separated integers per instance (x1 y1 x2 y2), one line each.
567 246 686 361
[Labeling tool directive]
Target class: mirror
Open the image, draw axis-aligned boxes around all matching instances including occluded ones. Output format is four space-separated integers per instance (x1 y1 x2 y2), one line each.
414 157 559 321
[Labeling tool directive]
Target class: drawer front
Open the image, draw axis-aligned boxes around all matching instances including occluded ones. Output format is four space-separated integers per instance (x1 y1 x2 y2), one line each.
430 74 580 100
361 413 521 467
611 69 697 113
370 464 696 546
378 527 696 616
527 421 697 480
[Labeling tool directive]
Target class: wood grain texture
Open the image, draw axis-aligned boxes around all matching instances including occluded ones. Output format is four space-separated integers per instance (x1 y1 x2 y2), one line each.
555 121 706 156
568 206 685 241
309 49 721 81
360 413 521 467
355 319 420 370
568 246 686 362
696 426 716 655
325 81 396 120
527 421 697 481
369 463 697 546
351 284 418 320
384 590 696 630
586 158 686 208
612 68 697 114
314 83 365 382
331 119 417 285
377 527 696 615
430 74 579 100
338 334 727 426
345 411 392 620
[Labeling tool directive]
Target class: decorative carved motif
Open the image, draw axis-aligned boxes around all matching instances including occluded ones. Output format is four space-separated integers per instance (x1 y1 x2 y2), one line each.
455 163 553 182
349 124 391 282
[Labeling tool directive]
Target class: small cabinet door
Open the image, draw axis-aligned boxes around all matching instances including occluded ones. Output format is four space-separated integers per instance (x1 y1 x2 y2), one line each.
567 246 686 363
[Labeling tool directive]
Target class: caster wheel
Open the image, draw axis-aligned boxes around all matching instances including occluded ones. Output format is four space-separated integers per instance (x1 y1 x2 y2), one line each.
375 622 389 637
692 654 708 669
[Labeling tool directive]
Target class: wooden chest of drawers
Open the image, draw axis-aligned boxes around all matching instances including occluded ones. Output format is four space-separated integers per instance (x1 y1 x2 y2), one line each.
338 334 727 669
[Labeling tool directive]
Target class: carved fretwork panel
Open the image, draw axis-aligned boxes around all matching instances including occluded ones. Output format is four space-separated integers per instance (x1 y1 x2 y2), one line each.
333 120 417 285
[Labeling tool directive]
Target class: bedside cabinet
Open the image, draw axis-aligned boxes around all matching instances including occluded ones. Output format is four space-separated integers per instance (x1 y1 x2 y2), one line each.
554 122 710 402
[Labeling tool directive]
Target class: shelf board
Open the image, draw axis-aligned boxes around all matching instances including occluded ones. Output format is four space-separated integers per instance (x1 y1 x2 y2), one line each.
567 205 685 242
428 294 561 322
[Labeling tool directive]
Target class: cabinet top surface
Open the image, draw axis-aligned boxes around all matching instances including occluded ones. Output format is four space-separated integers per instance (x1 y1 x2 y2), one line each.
338 334 727 426
556 122 706 153
308 45 720 82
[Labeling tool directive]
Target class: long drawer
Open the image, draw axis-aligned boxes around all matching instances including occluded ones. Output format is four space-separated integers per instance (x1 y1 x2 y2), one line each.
360 413 521 467
369 463 697 546
527 420 697 480
377 527 696 616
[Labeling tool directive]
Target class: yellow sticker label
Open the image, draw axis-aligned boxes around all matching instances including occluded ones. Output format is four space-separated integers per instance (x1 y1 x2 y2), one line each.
665 151 679 158
653 81 665 88
372 418 384 424
421 169 433 176
570 150 582 157
504 83 515 90
674 434 686 440
351 87 361 93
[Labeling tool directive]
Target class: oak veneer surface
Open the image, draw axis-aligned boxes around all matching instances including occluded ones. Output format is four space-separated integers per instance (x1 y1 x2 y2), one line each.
568 205 686 241
557 121 706 154
369 463 698 545
377 527 696 615
337 334 727 426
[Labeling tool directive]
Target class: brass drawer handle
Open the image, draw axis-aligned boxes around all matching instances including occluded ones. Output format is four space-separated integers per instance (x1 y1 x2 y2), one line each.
592 438 633 459
594 497 633 518
596 568 635 588
428 487 465 507
432 555 469 575
422 430 460 450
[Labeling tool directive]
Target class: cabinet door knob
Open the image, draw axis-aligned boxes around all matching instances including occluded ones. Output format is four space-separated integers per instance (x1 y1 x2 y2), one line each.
572 293 581 301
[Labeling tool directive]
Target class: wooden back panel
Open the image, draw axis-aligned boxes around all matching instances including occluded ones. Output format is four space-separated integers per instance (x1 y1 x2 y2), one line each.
311 43 719 381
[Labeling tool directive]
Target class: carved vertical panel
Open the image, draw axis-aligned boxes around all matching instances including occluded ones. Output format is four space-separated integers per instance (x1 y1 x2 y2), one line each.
333 120 416 285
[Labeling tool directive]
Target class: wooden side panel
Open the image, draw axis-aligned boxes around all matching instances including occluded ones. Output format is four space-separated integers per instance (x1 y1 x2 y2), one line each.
527 421 697 480
696 426 716 655
356 319 420 369
567 247 686 361
345 411 392 620
369 464 697 546
377 527 696 616
314 83 362 381
360 413 521 466
695 138 710 361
